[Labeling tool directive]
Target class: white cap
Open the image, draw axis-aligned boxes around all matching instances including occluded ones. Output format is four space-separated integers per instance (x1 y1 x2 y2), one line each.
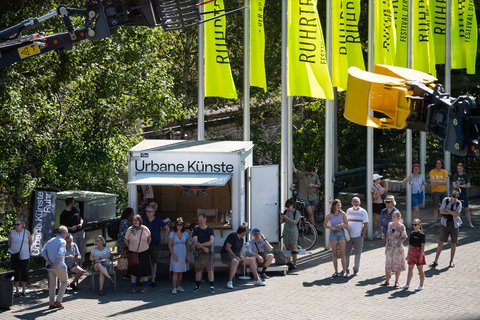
373 173 383 181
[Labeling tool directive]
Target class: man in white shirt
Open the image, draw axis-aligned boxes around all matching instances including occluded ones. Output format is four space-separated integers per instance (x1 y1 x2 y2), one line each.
345 197 369 277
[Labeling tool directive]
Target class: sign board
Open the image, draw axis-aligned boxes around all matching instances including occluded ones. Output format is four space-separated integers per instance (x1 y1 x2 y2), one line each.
30 189 57 256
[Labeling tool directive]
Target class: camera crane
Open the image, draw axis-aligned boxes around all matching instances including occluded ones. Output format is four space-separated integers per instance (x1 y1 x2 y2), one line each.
0 0 242 68
344 64 480 158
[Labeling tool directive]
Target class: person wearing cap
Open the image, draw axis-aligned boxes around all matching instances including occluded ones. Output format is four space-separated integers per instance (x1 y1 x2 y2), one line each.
402 163 427 220
429 158 449 226
452 162 474 228
430 189 463 269
371 174 388 239
246 228 274 280
380 195 400 241
143 205 168 287
221 226 265 289
293 163 321 227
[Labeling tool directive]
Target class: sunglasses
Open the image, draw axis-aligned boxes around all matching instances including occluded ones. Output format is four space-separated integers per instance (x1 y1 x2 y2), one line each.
15 223 21 226
412 223 419 227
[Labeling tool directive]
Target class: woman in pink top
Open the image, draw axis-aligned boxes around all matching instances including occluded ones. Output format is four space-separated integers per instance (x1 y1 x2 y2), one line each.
125 214 151 293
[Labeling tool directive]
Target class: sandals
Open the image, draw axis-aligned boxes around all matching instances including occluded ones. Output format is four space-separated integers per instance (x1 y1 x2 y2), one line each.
449 262 455 268
429 261 438 268
380 281 390 287
331 272 339 278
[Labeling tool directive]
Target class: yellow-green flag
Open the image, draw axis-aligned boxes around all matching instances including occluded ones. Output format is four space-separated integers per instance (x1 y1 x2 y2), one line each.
332 0 365 91
451 1 466 70
287 0 333 99
430 0 447 64
392 0 408 67
464 0 477 74
411 1 436 75
374 0 396 66
204 0 237 99
250 0 267 91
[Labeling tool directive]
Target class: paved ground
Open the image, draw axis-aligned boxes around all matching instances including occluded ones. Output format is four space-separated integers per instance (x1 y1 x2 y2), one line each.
2 198 480 320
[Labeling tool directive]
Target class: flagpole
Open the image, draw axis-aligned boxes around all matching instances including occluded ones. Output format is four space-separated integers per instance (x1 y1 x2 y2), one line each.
243 0 251 141
366 0 374 240
444 0 452 193
198 4 205 141
280 0 289 212
405 0 413 227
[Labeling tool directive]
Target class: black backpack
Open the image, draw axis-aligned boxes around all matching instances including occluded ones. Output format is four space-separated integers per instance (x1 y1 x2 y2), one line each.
107 218 121 240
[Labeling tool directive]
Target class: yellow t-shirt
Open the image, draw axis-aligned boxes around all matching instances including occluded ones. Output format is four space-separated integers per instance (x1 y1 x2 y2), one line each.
429 169 448 193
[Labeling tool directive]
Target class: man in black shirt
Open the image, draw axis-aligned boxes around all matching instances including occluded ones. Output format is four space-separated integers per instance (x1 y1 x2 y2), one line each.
221 226 265 289
59 197 85 265
192 213 215 293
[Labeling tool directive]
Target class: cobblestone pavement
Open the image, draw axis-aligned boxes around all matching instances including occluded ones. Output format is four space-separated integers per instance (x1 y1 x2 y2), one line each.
2 200 480 320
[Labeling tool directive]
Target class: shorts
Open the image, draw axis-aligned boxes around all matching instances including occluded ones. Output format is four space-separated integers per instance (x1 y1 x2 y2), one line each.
439 222 459 243
302 199 318 208
11 259 29 283
459 191 469 208
67 263 79 272
221 254 236 265
329 229 346 241
373 203 385 215
194 252 214 272
412 192 424 208
148 244 162 264
407 246 426 266
432 192 446 208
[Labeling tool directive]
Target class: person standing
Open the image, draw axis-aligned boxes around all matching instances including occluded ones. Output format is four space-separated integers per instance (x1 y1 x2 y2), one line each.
118 207 134 253
430 189 462 269
168 218 190 294
60 197 85 265
8 218 32 297
345 197 368 277
402 163 427 220
402 219 426 291
452 162 474 228
125 215 151 293
280 199 300 270
293 163 321 227
324 199 348 278
41 226 69 310
143 206 167 287
380 195 400 241
371 174 388 239
192 213 215 294
382 212 407 288
429 159 449 226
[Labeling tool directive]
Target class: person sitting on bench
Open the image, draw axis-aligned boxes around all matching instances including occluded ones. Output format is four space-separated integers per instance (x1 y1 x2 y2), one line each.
221 226 265 289
246 227 274 280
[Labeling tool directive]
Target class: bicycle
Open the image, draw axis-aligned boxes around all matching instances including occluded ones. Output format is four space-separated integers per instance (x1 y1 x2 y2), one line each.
290 187 318 250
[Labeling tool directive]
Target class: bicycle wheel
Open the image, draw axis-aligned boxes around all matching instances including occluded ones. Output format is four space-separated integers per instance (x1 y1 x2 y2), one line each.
297 221 318 250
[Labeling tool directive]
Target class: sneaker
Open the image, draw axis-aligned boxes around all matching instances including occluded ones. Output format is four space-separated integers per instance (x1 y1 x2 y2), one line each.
226 281 234 289
171 288 177 295
469 224 475 228
254 278 266 286
380 233 384 240
260 273 269 280
402 284 410 290
209 285 215 294
192 287 200 293
374 231 379 239
176 286 185 292
416 285 424 291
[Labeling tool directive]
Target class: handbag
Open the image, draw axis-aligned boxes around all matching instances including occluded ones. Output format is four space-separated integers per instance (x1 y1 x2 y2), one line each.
273 250 289 265
117 248 129 271
10 230 26 263
343 228 351 241
127 227 143 266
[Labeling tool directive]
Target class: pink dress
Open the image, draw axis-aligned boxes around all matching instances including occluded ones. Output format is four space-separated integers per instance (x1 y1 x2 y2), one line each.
385 222 407 272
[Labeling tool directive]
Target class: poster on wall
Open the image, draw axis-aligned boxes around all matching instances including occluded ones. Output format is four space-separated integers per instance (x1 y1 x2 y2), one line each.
29 188 57 257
